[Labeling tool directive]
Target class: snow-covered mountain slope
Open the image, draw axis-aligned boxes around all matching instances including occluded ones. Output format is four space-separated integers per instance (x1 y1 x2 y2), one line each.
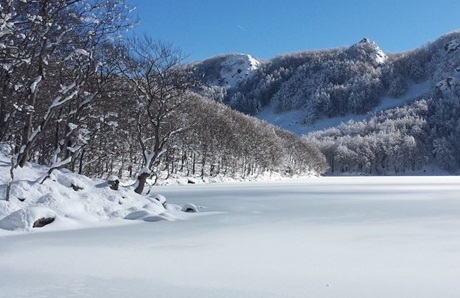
257 81 431 135
192 37 394 117
216 54 261 89
191 31 460 137
192 53 261 89
189 31 460 174
435 40 460 92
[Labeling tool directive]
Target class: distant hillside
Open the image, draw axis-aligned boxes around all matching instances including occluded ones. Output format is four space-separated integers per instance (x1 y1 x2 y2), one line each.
191 31 458 121
307 31 460 174
191 30 460 174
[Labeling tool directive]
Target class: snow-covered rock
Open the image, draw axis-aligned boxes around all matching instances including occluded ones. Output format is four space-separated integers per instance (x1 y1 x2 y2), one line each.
181 203 199 213
147 193 167 207
0 207 57 231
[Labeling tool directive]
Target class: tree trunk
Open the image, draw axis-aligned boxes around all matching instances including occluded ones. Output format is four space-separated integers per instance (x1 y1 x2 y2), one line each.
201 153 206 178
78 148 85 175
134 172 149 194
192 153 196 175
180 150 187 171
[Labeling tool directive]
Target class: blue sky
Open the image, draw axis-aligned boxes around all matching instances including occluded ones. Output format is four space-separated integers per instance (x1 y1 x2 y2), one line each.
131 0 460 62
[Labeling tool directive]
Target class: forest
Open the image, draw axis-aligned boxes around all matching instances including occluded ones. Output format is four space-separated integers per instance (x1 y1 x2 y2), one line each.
193 31 460 174
305 35 460 174
0 0 327 196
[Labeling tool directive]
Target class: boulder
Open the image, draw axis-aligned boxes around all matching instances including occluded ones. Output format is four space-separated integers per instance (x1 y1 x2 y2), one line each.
107 175 120 190
33 217 55 228
0 207 57 231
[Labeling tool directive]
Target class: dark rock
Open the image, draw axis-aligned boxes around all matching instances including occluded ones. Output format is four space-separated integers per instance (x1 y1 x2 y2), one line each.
71 183 83 191
33 217 55 228
108 179 119 190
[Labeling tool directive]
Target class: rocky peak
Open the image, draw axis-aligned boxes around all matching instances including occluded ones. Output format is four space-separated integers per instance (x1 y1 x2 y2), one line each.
193 53 261 89
348 38 387 65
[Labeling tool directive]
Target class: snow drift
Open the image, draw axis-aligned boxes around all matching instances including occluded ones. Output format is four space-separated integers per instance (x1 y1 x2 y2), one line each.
0 153 197 232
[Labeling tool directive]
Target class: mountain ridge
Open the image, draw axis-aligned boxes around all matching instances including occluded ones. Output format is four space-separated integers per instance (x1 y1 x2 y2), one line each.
191 30 460 174
192 30 459 126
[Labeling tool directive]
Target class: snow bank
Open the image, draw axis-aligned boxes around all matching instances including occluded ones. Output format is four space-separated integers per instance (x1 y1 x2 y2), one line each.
0 153 196 232
0 207 56 231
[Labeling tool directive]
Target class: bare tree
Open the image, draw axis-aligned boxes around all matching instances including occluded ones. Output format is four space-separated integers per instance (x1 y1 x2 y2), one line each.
118 36 196 194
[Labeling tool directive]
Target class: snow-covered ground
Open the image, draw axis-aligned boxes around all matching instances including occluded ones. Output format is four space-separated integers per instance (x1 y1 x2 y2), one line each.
257 81 432 135
2 176 460 297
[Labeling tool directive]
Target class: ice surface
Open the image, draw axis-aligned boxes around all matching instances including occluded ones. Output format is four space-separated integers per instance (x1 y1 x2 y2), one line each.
1 176 460 298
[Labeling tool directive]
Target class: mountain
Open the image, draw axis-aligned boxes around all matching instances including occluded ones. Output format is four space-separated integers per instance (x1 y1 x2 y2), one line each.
191 53 261 89
191 30 460 174
191 37 392 117
191 31 459 122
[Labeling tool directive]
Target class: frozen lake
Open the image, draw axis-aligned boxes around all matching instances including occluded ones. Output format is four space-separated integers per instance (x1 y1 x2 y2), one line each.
1 176 460 297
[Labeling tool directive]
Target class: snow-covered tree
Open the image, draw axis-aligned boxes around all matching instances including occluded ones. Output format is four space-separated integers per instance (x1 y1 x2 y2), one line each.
117 36 196 194
0 0 134 169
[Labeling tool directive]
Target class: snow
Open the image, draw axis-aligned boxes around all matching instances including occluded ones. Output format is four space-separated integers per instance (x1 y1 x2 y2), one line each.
0 206 56 231
257 81 432 135
374 48 387 65
29 75 42 94
353 38 387 65
1 176 460 297
67 122 78 130
74 48 90 56
371 44 387 65
212 54 261 89
0 153 188 232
